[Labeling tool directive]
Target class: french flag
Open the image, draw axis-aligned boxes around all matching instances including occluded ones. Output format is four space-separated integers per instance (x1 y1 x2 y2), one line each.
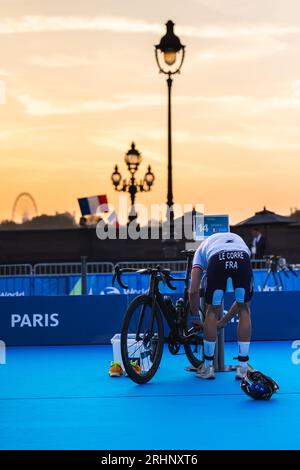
78 195 108 215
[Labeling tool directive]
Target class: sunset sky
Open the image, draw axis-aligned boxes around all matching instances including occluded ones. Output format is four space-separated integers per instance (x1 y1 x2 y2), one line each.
1 0 300 225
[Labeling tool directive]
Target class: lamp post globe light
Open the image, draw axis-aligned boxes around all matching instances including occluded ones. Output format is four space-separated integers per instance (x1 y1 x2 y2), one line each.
155 20 185 234
111 142 155 223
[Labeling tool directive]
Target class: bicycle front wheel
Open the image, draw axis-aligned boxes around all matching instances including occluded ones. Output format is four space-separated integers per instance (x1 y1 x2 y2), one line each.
121 295 164 384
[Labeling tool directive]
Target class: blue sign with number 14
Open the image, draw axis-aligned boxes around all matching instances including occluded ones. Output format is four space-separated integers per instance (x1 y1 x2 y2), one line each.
193 215 229 240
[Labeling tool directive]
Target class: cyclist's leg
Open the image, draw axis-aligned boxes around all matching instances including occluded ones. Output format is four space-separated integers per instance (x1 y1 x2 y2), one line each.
205 304 222 341
236 301 251 343
234 301 251 378
232 254 253 375
204 254 227 341
233 255 253 342
197 254 226 378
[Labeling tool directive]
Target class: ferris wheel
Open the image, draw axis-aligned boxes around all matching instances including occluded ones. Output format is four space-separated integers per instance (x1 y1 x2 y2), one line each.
12 192 38 223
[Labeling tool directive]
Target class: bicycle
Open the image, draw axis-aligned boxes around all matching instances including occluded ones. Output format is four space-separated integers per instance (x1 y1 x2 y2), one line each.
113 250 205 384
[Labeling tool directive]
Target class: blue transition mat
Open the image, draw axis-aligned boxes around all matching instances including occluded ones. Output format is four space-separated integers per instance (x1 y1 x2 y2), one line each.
0 341 299 450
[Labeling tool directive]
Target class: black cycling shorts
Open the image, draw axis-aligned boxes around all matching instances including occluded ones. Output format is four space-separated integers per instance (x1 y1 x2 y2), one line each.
205 250 253 306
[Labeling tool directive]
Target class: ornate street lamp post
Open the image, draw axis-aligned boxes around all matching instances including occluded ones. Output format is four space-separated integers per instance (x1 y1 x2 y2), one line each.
111 142 155 223
155 20 185 234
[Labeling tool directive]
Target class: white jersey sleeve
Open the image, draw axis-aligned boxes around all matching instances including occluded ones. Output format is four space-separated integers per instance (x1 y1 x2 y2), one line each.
192 242 207 270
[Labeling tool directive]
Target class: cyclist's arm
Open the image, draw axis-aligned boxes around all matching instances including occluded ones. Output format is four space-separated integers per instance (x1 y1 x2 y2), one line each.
189 267 203 314
218 301 238 327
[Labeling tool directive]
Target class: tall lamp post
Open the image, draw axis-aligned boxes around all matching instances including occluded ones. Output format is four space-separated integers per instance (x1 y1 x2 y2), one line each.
155 20 185 234
111 142 155 223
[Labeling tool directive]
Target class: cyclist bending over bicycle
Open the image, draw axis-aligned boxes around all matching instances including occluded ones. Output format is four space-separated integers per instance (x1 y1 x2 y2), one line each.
189 232 253 380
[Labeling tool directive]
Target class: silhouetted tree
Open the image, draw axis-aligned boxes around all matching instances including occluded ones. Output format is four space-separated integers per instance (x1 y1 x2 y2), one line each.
0 212 78 230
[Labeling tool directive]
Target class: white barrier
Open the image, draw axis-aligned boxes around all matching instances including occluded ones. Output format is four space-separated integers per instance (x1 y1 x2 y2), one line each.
0 340 6 365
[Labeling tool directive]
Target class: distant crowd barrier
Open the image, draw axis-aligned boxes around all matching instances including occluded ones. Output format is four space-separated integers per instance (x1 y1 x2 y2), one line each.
0 264 32 276
0 258 269 277
34 261 114 275
0 292 299 346
116 260 188 271
0 269 299 296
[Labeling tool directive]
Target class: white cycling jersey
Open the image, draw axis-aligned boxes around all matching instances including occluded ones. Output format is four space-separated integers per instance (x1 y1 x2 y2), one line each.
193 232 251 270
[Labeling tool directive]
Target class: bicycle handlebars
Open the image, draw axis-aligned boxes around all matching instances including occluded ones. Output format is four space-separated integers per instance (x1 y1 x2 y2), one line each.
112 265 177 290
161 269 177 291
112 250 196 291
112 267 135 289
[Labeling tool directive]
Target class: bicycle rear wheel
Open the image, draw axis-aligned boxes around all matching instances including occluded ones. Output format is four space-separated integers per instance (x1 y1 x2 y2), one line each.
183 304 204 369
121 295 164 384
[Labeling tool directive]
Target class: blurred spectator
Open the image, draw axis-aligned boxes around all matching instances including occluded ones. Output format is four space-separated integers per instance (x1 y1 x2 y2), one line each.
250 227 266 259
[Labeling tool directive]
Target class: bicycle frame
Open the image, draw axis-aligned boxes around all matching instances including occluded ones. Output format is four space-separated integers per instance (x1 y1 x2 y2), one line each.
139 254 195 342
115 251 198 345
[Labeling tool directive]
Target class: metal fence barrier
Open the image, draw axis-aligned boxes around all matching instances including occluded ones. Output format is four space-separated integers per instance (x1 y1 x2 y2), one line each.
0 259 298 297
115 260 188 272
0 259 270 277
86 262 114 274
33 262 114 275
250 259 267 270
0 264 32 276
117 259 268 271
34 263 82 275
